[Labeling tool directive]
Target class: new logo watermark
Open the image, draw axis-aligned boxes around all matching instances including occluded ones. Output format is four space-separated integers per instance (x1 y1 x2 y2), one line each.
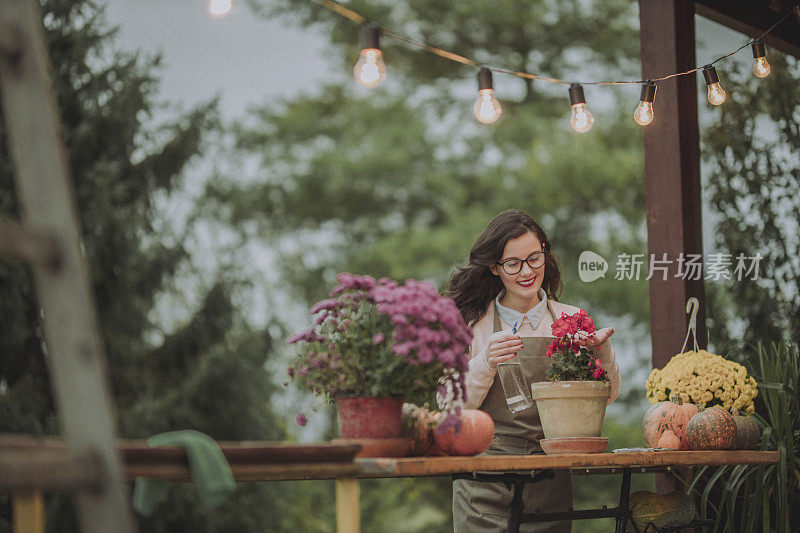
577 252 762 282
578 251 609 282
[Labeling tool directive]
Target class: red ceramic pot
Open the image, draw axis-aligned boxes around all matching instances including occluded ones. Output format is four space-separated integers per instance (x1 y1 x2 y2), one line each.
336 396 404 439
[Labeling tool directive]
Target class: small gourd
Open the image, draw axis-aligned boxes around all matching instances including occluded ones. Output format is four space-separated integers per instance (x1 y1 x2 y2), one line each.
629 491 696 530
657 429 681 449
686 406 736 450
643 395 698 450
730 409 761 450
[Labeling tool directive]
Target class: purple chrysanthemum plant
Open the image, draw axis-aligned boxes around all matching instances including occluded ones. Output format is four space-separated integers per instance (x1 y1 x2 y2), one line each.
287 273 471 430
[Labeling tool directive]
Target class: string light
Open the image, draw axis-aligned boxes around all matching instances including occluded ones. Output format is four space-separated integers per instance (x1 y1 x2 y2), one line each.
207 0 232 18
633 80 657 126
473 68 502 124
353 24 387 89
310 0 799 124
751 40 771 78
568 84 594 133
703 65 727 106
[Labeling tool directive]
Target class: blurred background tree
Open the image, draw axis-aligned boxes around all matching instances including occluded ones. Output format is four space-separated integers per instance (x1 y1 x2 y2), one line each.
218 0 653 531
702 52 800 349
0 0 288 530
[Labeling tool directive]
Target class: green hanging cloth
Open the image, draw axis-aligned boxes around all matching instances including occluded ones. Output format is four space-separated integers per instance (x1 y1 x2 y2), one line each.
132 430 236 516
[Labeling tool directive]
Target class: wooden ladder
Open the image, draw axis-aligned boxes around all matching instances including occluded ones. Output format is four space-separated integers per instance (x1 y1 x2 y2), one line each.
0 1 136 531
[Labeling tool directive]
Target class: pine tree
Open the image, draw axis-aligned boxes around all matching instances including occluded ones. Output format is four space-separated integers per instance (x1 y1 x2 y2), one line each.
1 1 286 530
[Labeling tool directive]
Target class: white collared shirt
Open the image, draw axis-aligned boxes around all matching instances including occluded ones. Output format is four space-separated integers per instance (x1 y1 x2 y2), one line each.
494 288 549 333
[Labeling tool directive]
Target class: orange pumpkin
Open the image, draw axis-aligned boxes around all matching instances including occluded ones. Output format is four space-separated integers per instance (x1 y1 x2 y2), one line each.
433 408 494 456
643 396 698 450
686 407 737 450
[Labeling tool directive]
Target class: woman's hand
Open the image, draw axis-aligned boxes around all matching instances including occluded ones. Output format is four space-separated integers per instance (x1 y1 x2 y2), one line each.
485 330 523 369
575 327 615 347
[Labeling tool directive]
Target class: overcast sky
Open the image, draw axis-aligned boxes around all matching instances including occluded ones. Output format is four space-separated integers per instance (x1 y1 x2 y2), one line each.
103 0 333 119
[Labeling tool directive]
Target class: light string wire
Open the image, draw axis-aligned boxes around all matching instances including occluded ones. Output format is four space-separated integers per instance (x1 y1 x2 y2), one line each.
312 0 798 86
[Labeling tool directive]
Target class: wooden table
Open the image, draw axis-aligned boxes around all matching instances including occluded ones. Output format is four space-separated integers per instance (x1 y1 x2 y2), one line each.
126 447 780 532
1 437 781 533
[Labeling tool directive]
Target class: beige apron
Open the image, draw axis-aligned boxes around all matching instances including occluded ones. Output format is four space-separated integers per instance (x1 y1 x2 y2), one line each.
453 305 572 532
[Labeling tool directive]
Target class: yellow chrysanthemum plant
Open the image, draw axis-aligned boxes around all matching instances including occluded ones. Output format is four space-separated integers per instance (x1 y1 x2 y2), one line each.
645 349 758 414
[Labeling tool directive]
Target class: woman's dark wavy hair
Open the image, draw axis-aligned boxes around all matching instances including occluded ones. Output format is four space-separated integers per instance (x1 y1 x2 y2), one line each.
446 210 562 327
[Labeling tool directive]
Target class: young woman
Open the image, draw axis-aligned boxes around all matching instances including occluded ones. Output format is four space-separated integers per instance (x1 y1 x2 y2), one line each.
446 210 621 532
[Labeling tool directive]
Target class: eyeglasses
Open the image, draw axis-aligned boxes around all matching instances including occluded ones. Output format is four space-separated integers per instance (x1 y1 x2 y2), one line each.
496 251 546 275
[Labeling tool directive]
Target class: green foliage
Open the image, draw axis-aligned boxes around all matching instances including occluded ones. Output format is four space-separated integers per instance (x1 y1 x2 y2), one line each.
703 53 800 347
688 342 799 532
698 46 799 533
545 344 607 381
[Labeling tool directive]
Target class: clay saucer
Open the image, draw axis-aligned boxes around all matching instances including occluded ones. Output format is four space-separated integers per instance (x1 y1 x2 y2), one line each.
540 436 609 455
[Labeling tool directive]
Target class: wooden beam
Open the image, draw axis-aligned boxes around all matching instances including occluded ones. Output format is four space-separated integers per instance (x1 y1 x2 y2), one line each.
695 0 800 59
638 0 708 495
0 2 135 531
0 449 104 492
638 0 708 366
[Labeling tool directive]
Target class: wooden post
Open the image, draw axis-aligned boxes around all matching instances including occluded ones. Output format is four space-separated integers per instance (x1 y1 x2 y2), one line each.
0 1 135 531
335 478 360 533
638 0 707 494
12 492 45 533
638 0 708 372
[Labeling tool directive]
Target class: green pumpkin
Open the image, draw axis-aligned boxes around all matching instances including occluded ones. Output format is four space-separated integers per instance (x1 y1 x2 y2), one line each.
629 490 696 530
686 406 737 450
730 409 761 450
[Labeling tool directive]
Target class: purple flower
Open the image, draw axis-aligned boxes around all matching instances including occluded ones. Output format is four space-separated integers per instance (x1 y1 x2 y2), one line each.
287 327 324 345
296 413 308 427
310 299 342 315
287 366 295 378
331 273 377 295
314 311 329 326
298 366 309 377
372 333 385 345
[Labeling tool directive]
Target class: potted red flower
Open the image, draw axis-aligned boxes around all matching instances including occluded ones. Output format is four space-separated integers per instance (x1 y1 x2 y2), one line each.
531 310 611 450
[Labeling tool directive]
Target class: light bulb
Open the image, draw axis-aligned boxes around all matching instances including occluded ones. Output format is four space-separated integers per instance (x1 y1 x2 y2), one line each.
706 83 726 105
703 65 727 106
473 89 502 124
570 103 594 133
633 81 657 126
207 0 232 17
751 40 770 78
473 67 501 124
353 25 386 89
753 57 771 78
633 101 654 126
353 49 386 88
568 84 594 133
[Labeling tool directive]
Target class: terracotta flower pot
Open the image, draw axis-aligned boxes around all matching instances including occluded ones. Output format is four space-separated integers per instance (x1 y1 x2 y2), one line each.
530 381 610 438
335 396 404 439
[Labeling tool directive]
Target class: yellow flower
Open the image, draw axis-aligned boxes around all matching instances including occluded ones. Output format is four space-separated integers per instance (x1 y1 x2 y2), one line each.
645 349 758 412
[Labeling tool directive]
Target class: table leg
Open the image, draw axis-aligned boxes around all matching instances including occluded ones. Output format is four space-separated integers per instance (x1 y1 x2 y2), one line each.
12 491 45 533
507 483 525 533
335 478 359 533
615 469 632 533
